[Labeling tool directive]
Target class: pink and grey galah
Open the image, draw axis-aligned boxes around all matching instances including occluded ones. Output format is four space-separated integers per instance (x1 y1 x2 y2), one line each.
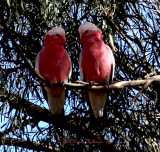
35 27 72 115
79 22 115 118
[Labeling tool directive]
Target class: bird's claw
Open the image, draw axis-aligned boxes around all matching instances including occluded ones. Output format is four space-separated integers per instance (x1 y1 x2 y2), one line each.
60 81 65 86
50 81 64 87
104 79 110 86
50 81 56 87
89 81 95 86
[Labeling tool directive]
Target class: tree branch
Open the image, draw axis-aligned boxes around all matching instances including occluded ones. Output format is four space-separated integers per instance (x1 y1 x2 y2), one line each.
0 93 98 138
1 12 160 92
0 11 47 82
149 0 160 16
1 75 159 151
62 75 160 91
131 78 153 104
0 137 56 152
0 92 119 151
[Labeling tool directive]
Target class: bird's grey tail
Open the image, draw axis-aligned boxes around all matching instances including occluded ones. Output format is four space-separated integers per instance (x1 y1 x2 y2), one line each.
88 91 107 118
45 87 65 115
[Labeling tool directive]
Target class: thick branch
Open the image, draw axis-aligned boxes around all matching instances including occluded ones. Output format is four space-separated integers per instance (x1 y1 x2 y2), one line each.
1 93 119 151
0 93 99 138
0 137 55 152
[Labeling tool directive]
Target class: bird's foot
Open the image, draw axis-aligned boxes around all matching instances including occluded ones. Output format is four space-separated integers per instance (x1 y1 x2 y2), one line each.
111 78 121 84
104 78 110 86
60 81 65 86
49 81 65 87
49 81 56 87
89 81 96 86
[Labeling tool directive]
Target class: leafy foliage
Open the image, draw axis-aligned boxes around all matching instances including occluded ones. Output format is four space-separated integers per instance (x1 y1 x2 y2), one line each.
0 0 160 151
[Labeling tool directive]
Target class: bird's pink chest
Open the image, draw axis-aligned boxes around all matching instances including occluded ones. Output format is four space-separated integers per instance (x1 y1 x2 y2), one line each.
81 44 112 83
39 48 70 83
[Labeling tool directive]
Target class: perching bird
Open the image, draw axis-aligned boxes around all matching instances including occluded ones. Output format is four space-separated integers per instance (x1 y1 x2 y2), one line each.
35 27 72 115
79 22 115 118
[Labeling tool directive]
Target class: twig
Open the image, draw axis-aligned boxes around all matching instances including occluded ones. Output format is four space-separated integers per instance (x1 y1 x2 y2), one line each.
11 39 47 82
131 76 160 104
107 18 138 57
0 11 47 83
149 0 160 16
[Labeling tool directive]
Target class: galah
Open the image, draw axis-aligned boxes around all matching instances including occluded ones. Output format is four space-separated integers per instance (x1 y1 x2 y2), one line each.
79 22 115 118
35 27 72 115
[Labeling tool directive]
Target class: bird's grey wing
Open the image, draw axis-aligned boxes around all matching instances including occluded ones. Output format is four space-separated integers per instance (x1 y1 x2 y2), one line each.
79 51 85 81
35 50 48 101
35 51 42 74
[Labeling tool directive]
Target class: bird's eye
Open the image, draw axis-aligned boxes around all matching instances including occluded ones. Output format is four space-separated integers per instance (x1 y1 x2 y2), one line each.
55 34 60 37
85 30 90 34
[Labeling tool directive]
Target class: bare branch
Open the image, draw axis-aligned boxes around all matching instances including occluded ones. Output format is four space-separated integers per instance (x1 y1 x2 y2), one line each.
63 75 160 91
131 79 153 104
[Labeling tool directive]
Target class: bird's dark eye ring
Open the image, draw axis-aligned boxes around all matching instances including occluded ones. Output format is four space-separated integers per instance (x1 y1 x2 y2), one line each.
55 34 60 37
85 30 90 34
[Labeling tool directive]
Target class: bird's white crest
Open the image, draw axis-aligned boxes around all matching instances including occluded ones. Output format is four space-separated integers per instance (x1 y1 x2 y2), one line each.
47 27 65 37
78 22 100 35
